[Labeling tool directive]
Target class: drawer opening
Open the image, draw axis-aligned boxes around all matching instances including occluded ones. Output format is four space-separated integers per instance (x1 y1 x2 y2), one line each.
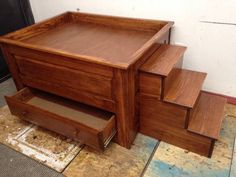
5 87 116 150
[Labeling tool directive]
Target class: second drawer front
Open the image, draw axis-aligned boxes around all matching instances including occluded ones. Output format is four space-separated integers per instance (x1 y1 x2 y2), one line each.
15 56 113 99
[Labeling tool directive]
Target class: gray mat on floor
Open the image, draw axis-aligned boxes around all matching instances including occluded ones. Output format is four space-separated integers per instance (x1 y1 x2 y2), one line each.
0 78 16 107
0 143 64 177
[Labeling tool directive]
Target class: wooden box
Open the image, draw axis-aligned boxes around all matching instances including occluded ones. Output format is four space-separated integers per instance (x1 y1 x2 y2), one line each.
0 12 173 150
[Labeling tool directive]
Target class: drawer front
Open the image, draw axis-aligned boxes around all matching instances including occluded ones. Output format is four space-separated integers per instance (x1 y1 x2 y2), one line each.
5 88 117 151
9 46 113 78
15 56 113 100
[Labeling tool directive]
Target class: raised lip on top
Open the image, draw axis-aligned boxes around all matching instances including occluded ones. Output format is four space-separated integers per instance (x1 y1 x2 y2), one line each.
0 11 174 69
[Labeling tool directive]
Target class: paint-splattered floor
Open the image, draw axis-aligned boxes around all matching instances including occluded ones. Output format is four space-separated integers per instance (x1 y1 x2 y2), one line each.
143 116 236 177
0 105 157 176
1 78 236 177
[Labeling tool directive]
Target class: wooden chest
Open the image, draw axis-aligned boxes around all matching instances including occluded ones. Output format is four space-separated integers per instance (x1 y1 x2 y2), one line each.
0 12 172 150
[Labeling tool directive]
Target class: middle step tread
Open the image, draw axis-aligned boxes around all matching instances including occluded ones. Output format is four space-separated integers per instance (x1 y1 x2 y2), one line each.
164 68 207 108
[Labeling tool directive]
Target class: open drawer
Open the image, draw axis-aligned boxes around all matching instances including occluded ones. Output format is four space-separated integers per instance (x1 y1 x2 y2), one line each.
5 87 116 151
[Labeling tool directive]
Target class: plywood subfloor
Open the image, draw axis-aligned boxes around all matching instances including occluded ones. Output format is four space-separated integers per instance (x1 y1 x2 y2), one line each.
1 78 236 177
1 105 236 177
63 134 157 177
0 105 157 175
225 103 236 118
0 106 83 172
143 115 236 177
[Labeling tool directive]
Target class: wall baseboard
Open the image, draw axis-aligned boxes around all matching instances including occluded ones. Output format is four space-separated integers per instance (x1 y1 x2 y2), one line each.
202 90 236 105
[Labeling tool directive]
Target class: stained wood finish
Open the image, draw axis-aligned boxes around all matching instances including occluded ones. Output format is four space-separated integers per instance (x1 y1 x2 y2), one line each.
164 68 207 108
0 44 24 90
139 73 162 99
5 88 116 151
22 22 156 68
140 118 214 157
0 12 172 149
188 92 226 139
9 45 114 77
19 75 116 112
2 12 70 41
0 12 173 69
15 56 113 99
113 69 138 148
139 93 214 157
69 12 167 32
140 44 186 77
140 94 188 129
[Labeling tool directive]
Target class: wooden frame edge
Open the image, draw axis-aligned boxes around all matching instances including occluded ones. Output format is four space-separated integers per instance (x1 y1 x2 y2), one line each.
202 90 236 105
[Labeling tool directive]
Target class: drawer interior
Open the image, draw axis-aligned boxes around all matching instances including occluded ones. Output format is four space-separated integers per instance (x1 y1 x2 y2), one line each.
28 92 112 130
5 87 116 150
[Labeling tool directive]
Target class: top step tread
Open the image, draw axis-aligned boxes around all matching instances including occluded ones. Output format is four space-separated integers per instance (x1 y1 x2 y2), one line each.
188 92 226 139
164 68 207 108
140 44 187 76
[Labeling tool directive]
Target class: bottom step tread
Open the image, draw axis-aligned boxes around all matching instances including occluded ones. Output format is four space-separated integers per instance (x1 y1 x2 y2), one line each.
188 92 226 139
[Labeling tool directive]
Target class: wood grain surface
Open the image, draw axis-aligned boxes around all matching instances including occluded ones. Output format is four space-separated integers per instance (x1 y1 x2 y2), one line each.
164 68 207 108
0 12 173 69
140 44 186 76
140 94 188 129
188 92 226 139
139 73 162 98
0 12 172 150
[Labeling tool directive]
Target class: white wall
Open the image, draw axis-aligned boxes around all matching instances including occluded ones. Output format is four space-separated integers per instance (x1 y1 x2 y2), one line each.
29 0 236 97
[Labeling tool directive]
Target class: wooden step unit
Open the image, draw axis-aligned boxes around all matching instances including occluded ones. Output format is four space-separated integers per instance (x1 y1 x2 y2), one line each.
139 44 226 157
188 92 227 139
139 91 226 157
139 94 216 157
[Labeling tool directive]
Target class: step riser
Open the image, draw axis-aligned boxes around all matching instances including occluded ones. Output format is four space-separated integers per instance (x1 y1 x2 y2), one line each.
139 57 183 99
140 123 215 157
140 94 188 130
139 73 162 99
163 68 178 99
